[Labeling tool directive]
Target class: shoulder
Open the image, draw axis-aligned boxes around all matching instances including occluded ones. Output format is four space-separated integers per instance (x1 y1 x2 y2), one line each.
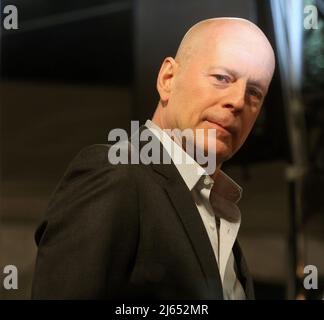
61 143 136 185
38 144 141 242
45 143 143 211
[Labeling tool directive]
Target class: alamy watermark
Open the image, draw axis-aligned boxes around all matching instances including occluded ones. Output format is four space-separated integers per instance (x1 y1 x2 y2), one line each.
2 265 18 290
304 4 319 30
2 5 18 30
0 263 320 292
0 4 320 31
303 265 318 290
107 121 217 175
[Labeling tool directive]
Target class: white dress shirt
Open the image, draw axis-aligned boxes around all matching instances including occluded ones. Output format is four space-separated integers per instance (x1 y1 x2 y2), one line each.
145 120 246 299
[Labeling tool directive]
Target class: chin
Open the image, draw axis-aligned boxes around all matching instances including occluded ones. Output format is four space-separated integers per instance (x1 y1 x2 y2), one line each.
194 133 234 161
215 141 233 164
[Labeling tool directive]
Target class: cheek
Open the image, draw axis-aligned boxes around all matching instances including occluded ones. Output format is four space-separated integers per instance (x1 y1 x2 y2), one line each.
170 74 213 129
171 94 203 129
239 111 259 143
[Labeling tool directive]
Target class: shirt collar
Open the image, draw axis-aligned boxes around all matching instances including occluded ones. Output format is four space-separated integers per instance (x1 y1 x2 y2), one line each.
145 120 242 203
212 170 242 204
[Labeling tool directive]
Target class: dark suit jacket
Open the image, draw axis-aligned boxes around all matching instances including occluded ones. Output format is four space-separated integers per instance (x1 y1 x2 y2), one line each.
32 126 254 299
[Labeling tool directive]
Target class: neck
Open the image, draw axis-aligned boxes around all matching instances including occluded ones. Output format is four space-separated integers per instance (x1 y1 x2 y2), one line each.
151 106 223 178
151 102 166 129
211 164 222 180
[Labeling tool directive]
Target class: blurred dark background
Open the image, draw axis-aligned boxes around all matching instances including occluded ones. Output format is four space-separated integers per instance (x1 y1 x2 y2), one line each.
0 0 323 299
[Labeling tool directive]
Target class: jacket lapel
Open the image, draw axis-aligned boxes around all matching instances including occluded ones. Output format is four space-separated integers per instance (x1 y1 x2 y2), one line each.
135 125 223 299
233 240 255 299
162 171 224 299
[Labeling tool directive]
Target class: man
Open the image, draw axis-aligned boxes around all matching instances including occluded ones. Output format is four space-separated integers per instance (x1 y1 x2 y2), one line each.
32 17 275 299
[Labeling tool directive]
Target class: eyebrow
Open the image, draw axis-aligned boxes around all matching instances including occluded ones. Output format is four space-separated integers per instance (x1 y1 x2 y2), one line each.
208 66 267 94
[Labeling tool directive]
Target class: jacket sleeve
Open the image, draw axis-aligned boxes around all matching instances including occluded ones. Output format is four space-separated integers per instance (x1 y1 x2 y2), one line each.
31 145 139 299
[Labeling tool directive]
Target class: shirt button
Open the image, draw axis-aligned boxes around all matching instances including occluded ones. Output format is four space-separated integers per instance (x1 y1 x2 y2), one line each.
204 176 211 186
210 224 215 230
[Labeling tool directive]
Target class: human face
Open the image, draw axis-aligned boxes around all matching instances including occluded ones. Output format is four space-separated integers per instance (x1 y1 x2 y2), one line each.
162 30 274 165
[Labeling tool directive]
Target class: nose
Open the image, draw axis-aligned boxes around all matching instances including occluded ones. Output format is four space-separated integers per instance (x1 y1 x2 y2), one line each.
223 80 246 112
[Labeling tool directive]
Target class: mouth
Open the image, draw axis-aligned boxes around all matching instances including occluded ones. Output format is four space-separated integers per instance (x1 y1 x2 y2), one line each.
203 119 234 136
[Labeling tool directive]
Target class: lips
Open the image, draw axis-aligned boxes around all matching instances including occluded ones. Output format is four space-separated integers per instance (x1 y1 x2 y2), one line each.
204 117 237 136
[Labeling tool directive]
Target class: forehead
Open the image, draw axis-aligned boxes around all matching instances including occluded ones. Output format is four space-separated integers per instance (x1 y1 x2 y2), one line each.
192 30 275 86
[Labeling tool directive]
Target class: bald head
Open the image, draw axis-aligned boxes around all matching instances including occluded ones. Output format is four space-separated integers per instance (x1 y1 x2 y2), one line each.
175 18 275 79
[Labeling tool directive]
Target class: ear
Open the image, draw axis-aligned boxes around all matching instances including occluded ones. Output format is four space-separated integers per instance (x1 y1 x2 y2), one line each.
156 57 177 104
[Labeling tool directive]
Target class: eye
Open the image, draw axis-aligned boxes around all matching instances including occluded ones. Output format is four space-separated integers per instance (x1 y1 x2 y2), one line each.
213 74 231 83
248 87 263 100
